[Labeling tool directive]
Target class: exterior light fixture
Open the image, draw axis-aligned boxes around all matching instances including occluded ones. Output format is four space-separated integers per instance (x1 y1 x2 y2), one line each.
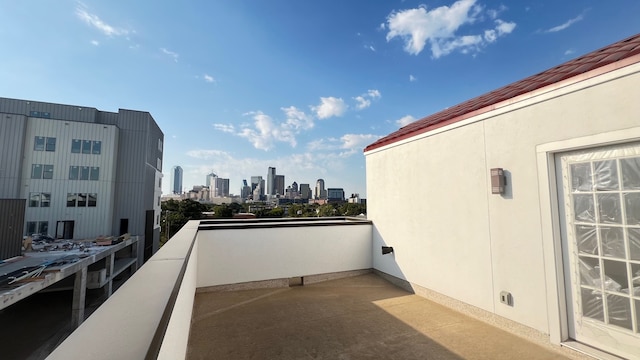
381 246 394 255
491 168 506 194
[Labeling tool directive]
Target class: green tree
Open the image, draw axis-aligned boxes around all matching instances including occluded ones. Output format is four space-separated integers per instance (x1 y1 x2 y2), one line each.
160 199 208 246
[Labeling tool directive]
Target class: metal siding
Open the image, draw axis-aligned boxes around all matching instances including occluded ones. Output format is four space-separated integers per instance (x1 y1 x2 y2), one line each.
0 97 100 123
0 114 27 197
0 199 26 260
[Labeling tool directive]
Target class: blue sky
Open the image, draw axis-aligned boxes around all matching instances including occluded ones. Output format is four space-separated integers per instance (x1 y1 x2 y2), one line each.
1 1 638 197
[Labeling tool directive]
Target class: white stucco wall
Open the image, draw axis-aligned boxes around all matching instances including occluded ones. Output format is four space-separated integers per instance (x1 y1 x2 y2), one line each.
366 62 640 334
196 223 372 287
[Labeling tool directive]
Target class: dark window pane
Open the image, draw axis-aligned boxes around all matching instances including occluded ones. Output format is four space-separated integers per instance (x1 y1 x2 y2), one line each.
80 166 90 180
621 157 640 190
594 160 619 191
67 193 77 207
41 193 50 207
45 137 56 152
90 167 99 181
43 165 54 179
71 139 81 153
31 164 43 179
38 221 48 235
34 136 45 151
77 193 87 207
82 140 91 154
88 193 97 207
69 166 79 180
26 222 37 235
92 141 101 154
29 193 40 207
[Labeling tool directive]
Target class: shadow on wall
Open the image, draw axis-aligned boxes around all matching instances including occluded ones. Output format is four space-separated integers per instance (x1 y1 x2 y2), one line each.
372 224 411 291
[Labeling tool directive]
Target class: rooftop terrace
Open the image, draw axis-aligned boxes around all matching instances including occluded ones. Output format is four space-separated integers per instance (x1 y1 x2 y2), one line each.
46 217 593 360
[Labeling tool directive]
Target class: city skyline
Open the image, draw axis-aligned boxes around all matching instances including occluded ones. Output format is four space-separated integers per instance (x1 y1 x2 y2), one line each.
175 165 346 200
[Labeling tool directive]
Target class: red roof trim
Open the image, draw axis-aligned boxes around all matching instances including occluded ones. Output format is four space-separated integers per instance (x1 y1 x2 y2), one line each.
365 33 640 153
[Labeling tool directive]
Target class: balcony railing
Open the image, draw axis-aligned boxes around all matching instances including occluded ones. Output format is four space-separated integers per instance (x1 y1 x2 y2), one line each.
46 217 372 360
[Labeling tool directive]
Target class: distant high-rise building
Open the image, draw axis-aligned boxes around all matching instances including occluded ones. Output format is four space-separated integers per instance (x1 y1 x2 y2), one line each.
299 184 311 200
315 179 327 200
241 180 251 199
252 179 265 201
275 175 285 196
250 176 262 192
205 172 229 197
172 166 183 194
267 167 276 195
327 188 345 201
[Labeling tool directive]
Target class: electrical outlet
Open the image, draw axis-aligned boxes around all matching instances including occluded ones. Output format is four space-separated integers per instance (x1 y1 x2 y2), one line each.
500 291 513 306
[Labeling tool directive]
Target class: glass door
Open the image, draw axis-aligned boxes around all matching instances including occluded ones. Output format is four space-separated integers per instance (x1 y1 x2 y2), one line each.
558 143 640 359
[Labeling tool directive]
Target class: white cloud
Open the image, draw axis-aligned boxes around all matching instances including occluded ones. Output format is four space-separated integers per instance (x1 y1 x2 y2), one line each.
385 0 516 58
203 74 215 83
312 97 347 119
213 124 235 133
91 40 99 46
395 115 417 127
75 6 129 37
186 149 233 161
161 48 179 62
353 89 382 110
546 14 584 33
307 134 381 156
367 45 376 51
213 107 314 151
564 49 575 56
354 96 370 110
282 106 314 131
409 74 417 82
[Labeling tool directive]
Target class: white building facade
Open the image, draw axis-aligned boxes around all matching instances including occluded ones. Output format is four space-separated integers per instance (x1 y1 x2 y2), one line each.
365 34 640 359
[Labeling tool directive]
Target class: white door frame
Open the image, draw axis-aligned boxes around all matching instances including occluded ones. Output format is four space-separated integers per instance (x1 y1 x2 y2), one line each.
536 126 640 345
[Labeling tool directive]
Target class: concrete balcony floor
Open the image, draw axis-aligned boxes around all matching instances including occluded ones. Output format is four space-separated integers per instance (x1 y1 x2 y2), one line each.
188 273 571 360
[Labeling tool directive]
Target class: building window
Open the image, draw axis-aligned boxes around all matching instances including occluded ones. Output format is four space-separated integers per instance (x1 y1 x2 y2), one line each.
157 158 162 171
67 193 96 207
82 140 92 154
43 165 54 179
88 193 97 207
31 164 43 179
159 178 162 188
90 167 99 181
29 111 51 119
34 137 45 151
69 166 79 180
71 139 81 153
80 166 90 180
158 138 163 152
29 192 51 207
26 221 49 235
31 164 53 179
77 193 87 207
92 141 101 154
157 196 160 206
72 139 101 154
67 193 77 207
34 136 56 151
46 137 56 151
